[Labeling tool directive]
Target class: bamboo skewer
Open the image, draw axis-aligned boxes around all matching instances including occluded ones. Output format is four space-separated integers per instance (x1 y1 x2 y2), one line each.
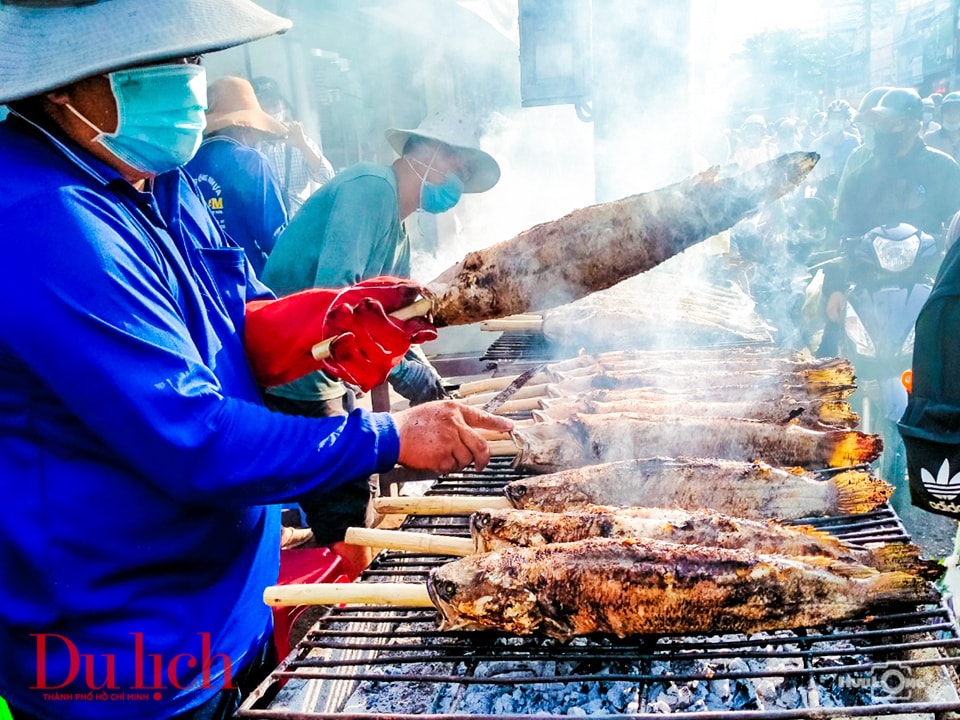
345 527 474 556
488 439 520 457
480 317 544 332
457 375 519 397
311 297 434 361
264 582 433 608
373 494 511 515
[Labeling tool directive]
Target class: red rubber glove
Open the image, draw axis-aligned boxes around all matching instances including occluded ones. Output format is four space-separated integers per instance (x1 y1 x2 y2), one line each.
244 277 437 390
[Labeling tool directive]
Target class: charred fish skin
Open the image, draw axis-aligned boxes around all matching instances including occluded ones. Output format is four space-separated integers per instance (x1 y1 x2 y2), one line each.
470 506 868 564
501 457 892 520
429 152 818 327
512 414 882 473
470 506 941 579
426 537 938 641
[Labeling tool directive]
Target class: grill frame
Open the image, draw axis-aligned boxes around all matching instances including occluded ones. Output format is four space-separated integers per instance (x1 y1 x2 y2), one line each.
238 340 960 719
237 462 960 719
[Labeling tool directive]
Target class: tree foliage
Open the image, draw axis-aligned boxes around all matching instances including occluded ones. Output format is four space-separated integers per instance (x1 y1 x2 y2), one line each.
731 28 854 121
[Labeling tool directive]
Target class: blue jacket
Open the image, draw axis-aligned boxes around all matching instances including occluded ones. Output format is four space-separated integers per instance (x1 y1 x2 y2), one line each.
0 114 399 719
185 136 288 277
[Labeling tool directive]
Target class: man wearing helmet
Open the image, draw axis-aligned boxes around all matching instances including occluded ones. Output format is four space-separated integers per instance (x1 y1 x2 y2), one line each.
833 87 960 240
924 91 960 162
0 1 512 718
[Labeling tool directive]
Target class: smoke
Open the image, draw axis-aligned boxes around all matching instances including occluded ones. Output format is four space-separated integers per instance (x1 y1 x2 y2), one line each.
409 104 595 285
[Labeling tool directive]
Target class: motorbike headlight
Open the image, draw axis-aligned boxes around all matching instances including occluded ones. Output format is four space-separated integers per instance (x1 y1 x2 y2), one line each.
873 233 920 272
901 324 916 355
844 304 876 357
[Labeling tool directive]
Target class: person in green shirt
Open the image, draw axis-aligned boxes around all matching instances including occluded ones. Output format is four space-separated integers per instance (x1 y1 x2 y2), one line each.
261 110 500 570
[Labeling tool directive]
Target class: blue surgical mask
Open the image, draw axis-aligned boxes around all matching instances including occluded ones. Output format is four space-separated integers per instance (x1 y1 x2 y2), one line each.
66 64 207 174
407 149 465 214
421 173 464 214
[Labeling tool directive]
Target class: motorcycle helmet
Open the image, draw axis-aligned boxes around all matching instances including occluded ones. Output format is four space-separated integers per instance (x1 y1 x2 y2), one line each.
866 88 923 125
940 92 960 133
826 99 853 120
856 86 894 119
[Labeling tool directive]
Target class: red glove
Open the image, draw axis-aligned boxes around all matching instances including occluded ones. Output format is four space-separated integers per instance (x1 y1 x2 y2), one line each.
244 277 437 390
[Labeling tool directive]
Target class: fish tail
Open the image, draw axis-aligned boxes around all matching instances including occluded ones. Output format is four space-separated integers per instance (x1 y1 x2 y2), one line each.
803 361 856 388
831 470 894 514
869 543 945 581
821 430 883 467
866 571 940 605
818 401 860 429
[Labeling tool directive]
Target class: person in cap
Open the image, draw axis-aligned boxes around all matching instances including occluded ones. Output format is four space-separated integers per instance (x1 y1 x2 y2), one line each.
731 114 775 169
924 91 960 162
261 110 501 568
0 2 512 718
923 96 942 134
252 75 335 217
185 75 288 276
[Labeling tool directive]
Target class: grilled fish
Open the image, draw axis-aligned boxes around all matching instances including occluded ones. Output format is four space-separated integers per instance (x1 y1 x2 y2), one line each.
511 413 882 472
429 153 817 326
470 506 939 578
427 537 938 639
536 393 858 429
503 457 892 520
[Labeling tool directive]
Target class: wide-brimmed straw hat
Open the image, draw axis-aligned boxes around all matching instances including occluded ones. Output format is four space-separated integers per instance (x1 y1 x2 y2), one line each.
205 76 286 136
385 111 501 193
0 0 291 105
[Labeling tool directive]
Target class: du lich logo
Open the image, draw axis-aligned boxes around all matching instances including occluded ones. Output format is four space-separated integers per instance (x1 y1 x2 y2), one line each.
30 632 233 703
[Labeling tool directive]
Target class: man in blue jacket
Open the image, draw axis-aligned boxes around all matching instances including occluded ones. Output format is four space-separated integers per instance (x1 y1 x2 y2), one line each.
0 2 512 719
186 75 289 276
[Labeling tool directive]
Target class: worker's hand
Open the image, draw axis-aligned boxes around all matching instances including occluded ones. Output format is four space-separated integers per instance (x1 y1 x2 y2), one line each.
321 278 437 391
389 355 448 405
284 121 310 152
824 290 847 323
393 401 515 474
243 277 435 389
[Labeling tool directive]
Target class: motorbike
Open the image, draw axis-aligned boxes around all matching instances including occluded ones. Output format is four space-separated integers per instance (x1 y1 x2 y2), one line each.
835 223 941 508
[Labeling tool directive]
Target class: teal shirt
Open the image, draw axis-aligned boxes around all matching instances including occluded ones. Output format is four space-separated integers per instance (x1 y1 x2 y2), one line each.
262 162 409 401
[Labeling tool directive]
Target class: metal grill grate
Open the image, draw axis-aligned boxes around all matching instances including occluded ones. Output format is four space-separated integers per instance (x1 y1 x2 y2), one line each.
237 459 960 719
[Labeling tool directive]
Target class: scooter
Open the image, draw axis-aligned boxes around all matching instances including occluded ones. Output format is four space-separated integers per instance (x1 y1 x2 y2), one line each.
837 223 940 507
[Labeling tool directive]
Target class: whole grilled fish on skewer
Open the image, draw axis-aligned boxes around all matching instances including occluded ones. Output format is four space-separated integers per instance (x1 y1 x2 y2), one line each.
460 357 856 406
426 537 939 640
468 506 939 578
462 368 857 408
456 349 846 398
313 152 818 359
371 457 893 520
504 457 891 519
501 412 881 472
532 393 858 430
345 506 936 578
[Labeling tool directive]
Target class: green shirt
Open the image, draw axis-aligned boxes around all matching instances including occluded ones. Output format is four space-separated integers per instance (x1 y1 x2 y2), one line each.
262 162 410 401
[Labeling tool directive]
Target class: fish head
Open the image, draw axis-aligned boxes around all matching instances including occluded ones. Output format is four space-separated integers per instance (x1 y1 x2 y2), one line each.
427 556 541 634
502 480 529 507
469 510 495 552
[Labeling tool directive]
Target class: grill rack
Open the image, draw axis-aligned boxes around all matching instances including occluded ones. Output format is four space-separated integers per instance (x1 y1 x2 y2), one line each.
238 459 960 719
